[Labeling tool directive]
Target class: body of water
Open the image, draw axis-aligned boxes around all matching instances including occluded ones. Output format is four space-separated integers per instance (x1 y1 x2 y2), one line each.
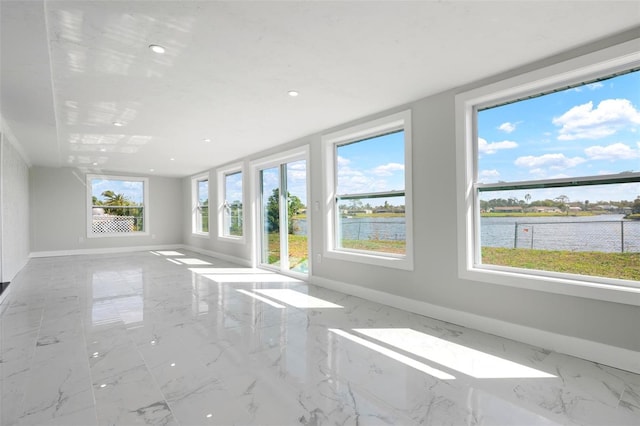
294 214 640 253
293 217 406 241
481 214 640 252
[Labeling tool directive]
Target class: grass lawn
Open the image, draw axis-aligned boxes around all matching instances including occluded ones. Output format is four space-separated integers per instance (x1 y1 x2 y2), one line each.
269 233 638 281
267 234 406 263
482 247 640 281
341 239 405 254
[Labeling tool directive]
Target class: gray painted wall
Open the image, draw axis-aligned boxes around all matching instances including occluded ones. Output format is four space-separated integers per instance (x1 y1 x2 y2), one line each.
1 135 30 282
30 167 183 252
181 33 640 354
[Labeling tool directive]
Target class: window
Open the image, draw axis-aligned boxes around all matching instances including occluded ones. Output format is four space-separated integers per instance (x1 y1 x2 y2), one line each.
87 174 148 237
192 175 209 235
323 110 413 270
217 164 244 241
456 39 640 303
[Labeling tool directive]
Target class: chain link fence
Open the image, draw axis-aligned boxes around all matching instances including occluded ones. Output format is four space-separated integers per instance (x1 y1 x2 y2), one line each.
514 220 640 253
339 219 406 241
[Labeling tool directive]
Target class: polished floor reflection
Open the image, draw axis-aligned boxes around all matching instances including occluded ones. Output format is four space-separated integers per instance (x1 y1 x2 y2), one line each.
1 250 638 425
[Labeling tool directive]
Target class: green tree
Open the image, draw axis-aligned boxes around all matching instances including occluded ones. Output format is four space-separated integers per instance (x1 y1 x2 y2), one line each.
632 197 640 214
201 199 209 233
228 200 243 236
266 188 303 234
555 195 570 215
101 190 132 216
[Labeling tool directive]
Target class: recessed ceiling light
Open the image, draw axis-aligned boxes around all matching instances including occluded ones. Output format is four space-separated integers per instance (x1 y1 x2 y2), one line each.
170 158 175 161
149 44 166 54
288 90 299 97
112 121 124 127
206 414 213 419
202 138 212 143
149 168 155 172
92 162 98 166
99 148 107 152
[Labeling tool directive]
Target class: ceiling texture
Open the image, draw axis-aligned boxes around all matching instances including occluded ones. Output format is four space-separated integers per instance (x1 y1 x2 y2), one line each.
1 1 639 177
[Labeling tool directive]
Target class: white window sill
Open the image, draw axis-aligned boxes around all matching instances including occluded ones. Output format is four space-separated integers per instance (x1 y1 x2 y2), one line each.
324 249 413 271
217 235 246 244
461 265 640 307
191 232 210 239
87 231 149 239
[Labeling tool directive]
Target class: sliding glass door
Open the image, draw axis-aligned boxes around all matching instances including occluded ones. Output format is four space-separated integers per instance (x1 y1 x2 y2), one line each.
257 152 308 275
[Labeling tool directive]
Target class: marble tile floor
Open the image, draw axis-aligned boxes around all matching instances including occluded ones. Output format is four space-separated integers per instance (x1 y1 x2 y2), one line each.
1 250 639 426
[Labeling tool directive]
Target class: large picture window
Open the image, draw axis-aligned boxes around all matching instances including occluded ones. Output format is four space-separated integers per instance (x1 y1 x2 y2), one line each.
217 164 244 241
192 175 209 235
456 39 640 303
323 110 413 270
87 175 148 237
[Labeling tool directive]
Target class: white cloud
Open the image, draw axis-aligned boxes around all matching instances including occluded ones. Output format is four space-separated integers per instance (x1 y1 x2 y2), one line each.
480 169 500 178
572 82 604 92
514 153 586 169
478 138 518 154
337 156 350 167
479 170 500 182
584 142 640 161
337 163 401 194
553 99 640 140
498 122 516 133
372 162 404 176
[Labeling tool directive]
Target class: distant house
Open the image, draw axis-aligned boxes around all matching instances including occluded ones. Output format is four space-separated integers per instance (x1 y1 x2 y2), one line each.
569 206 582 212
492 206 523 213
529 206 561 213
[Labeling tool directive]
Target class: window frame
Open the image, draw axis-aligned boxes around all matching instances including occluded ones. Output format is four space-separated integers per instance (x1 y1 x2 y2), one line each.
322 110 413 271
217 162 245 243
191 173 209 237
86 174 149 238
455 39 640 306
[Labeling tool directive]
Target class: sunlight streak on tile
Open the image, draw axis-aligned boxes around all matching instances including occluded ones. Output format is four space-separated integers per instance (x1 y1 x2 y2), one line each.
329 328 455 380
354 328 556 379
255 289 342 308
236 289 286 308
201 274 303 283
174 258 212 265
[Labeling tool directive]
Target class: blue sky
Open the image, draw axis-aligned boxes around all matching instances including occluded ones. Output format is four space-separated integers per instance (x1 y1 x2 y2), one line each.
224 172 242 204
260 160 307 206
478 70 640 203
337 131 405 194
198 179 209 203
92 179 143 204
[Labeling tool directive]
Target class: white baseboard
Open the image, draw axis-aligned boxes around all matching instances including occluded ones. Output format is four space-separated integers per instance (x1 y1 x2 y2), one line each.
29 244 183 258
180 244 252 267
310 275 640 375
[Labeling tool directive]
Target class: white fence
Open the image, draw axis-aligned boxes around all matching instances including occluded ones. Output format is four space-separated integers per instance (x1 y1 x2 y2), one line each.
92 215 137 234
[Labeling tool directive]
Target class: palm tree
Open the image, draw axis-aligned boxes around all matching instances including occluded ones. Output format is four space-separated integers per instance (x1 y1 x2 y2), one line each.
101 190 131 216
524 193 531 214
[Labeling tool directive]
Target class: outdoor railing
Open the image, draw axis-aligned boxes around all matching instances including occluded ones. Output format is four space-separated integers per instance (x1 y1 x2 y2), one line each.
514 220 640 253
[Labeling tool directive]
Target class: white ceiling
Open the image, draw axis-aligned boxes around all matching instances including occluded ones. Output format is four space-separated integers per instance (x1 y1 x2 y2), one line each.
1 1 639 177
